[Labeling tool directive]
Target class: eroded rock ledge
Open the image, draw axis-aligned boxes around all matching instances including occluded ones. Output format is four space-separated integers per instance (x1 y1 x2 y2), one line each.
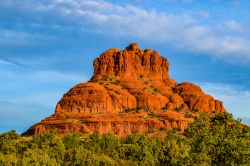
25 43 226 137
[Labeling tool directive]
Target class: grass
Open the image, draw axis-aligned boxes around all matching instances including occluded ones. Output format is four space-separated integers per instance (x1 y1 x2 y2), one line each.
175 106 184 112
185 113 194 118
115 90 120 94
125 107 149 114
104 76 113 81
161 106 169 111
111 80 120 85
144 85 161 94
159 127 167 131
121 86 128 90
153 87 161 94
148 112 157 118
189 109 198 113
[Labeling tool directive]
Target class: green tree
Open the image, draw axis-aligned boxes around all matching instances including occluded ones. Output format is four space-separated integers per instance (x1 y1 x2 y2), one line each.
185 112 250 165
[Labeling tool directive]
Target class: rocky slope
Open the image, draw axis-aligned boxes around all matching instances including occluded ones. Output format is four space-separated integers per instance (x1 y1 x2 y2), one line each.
25 43 226 137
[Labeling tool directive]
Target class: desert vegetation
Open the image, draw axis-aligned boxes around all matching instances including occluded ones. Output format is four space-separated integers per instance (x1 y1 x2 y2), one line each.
0 112 249 166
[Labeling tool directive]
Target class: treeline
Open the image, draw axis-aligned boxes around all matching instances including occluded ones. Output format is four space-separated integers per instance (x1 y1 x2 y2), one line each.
0 112 249 166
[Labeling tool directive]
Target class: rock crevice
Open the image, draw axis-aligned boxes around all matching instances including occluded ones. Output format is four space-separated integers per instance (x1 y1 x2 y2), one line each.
25 43 226 137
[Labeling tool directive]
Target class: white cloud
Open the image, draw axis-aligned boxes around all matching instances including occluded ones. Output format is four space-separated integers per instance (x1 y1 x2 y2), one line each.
0 58 89 133
0 29 34 45
0 29 54 46
41 1 250 61
1 0 250 62
21 70 85 83
0 59 14 66
200 82 250 121
0 69 86 88
197 11 210 18
225 20 243 33
0 66 86 106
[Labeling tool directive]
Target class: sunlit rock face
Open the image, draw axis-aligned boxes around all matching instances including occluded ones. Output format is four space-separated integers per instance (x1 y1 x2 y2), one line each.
25 43 226 137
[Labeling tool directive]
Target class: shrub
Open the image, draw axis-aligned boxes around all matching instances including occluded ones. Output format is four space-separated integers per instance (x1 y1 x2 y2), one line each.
112 80 120 85
0 112 249 165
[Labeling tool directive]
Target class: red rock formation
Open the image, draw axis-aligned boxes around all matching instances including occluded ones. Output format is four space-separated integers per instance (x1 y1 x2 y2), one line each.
174 82 226 113
25 43 226 137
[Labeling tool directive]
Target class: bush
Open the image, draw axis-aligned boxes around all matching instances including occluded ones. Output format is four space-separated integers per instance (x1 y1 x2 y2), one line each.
0 112 249 165
184 112 250 165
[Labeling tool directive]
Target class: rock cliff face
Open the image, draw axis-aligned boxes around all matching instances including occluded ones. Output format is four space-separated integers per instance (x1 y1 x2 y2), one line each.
25 43 226 137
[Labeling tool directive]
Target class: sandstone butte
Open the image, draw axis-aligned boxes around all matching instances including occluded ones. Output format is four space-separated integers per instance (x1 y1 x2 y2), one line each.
25 43 226 137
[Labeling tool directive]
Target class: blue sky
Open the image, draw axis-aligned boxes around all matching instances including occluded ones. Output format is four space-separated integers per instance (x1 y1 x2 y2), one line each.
0 0 250 133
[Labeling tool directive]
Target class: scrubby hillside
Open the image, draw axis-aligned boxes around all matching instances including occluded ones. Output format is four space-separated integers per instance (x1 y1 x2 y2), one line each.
1 112 249 165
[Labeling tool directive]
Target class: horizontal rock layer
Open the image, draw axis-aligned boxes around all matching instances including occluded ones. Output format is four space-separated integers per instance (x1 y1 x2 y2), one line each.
25 43 226 136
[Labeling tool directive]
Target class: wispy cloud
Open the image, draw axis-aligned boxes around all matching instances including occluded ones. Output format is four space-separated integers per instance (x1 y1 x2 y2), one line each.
0 66 86 106
225 20 243 33
0 57 26 67
1 0 249 63
0 0 249 131
0 59 88 133
0 100 52 133
58 0 250 62
0 29 55 46
197 11 210 18
0 69 86 87
200 82 250 121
